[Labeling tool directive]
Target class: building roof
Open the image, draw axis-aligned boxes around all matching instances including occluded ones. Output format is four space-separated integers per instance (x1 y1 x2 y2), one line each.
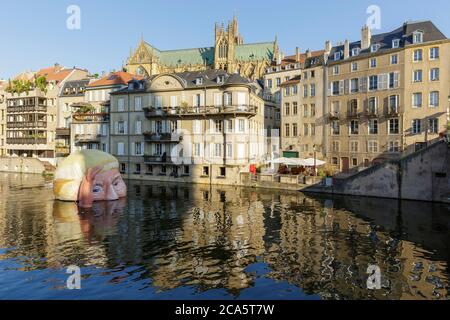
60 79 91 97
329 20 447 63
277 50 325 67
234 42 275 61
88 71 143 88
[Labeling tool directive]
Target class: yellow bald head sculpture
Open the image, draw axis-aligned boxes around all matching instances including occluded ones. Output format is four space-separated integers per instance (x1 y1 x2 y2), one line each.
54 150 127 206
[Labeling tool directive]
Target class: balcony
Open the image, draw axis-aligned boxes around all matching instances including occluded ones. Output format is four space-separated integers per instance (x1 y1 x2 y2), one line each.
55 146 70 156
74 134 101 143
347 110 360 119
386 107 399 117
143 132 182 142
7 121 47 129
143 105 258 118
365 109 379 118
72 113 109 123
328 111 340 120
6 137 47 145
56 128 70 136
7 105 47 113
144 155 174 164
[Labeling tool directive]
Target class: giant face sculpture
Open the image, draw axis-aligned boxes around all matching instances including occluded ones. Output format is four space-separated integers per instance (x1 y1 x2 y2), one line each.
54 150 127 207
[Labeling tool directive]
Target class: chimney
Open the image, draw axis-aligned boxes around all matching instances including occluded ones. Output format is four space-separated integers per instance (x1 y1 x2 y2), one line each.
344 40 350 59
295 47 301 62
325 40 332 53
361 25 372 50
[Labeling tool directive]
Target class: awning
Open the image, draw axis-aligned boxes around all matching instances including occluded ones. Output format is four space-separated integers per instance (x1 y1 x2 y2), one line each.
302 158 326 167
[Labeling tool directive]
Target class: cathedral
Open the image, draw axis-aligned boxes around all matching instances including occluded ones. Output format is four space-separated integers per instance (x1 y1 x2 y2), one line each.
125 16 278 80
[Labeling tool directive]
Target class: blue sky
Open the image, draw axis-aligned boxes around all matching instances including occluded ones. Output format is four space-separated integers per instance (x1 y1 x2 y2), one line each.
1 0 449 79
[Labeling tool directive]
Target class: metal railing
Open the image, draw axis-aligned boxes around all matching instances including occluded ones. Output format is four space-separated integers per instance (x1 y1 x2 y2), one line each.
143 105 258 117
143 132 182 142
6 137 47 145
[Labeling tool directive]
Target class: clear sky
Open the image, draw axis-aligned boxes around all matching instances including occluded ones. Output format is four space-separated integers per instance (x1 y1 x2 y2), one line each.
1 0 449 79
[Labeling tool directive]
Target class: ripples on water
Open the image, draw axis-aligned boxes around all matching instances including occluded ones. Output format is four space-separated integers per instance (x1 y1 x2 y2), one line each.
0 173 448 300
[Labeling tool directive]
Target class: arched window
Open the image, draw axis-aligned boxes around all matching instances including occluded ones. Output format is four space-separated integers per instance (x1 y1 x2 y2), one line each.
219 40 228 59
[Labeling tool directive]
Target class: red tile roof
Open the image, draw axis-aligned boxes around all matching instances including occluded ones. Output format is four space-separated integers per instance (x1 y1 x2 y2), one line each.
88 71 143 88
36 65 74 83
274 50 325 67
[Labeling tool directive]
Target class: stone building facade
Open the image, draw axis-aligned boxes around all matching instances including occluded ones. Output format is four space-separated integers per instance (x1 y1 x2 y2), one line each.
109 70 276 185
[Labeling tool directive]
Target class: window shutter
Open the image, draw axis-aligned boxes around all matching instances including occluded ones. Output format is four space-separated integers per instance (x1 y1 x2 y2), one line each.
136 121 142 135
114 121 119 135
327 82 332 96
344 79 349 95
394 72 400 88
124 121 128 134
131 142 135 156
339 80 344 95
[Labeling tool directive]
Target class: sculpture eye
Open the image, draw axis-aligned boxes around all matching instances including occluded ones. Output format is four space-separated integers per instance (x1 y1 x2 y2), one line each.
93 185 103 193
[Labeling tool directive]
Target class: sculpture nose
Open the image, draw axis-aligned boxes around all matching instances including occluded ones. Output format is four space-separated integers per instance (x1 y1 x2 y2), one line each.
105 183 119 201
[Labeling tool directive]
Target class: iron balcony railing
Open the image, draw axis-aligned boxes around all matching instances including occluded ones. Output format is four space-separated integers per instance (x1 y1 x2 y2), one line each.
6 121 47 129
143 105 258 117
6 137 47 145
143 132 182 142
6 105 47 113
144 155 174 164
72 113 109 123
74 134 101 143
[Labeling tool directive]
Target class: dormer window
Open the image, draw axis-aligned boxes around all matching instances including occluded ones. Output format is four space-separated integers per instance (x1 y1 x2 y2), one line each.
334 51 341 61
351 47 360 57
370 44 380 53
128 83 134 91
392 39 400 48
195 77 203 85
216 75 225 84
413 31 423 44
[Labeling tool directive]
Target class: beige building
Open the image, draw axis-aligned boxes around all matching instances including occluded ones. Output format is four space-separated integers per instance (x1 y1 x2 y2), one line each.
4 65 88 164
125 16 278 80
109 70 275 185
69 72 140 154
326 21 450 172
279 51 327 159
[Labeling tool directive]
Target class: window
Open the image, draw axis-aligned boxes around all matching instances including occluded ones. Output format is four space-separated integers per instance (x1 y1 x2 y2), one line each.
389 118 399 134
350 141 359 152
352 158 358 166
369 75 378 91
117 142 125 156
303 84 308 97
413 31 423 44
352 48 360 57
350 78 359 93
303 124 309 136
238 119 245 132
332 157 339 165
368 141 378 153
292 123 298 136
413 49 423 62
285 103 290 116
214 120 223 133
226 119 233 132
331 120 340 135
310 84 316 97
369 119 378 134
194 143 201 156
412 119 421 134
292 85 298 95
118 121 126 134
413 93 422 108
370 44 379 53
214 143 222 157
430 47 439 60
293 102 298 115
392 39 400 48
135 163 141 174
332 141 340 152
284 86 290 96
135 142 143 155
370 58 377 68
430 91 439 107
351 62 358 71
428 118 439 134
368 97 377 114
310 104 316 117
413 70 423 82
389 95 399 113
134 96 142 111
195 77 203 85
303 104 309 117
146 165 153 175
311 70 315 78
333 65 340 75
216 75 225 84
334 52 341 61
349 99 358 115
350 120 359 135
388 141 400 153
120 163 126 174
332 101 340 114
430 68 440 81
118 98 125 112
391 54 398 65
267 79 273 88
332 81 340 95
135 120 142 135
155 143 162 155
310 123 316 136
276 78 281 87
219 167 226 177
202 166 209 176
285 124 290 137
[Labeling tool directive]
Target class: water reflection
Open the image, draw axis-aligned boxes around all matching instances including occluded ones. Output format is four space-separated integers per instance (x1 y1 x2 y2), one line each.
0 173 448 300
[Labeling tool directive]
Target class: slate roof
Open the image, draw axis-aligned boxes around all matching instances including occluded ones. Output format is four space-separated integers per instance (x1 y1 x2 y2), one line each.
144 41 275 66
329 20 447 63
60 79 91 97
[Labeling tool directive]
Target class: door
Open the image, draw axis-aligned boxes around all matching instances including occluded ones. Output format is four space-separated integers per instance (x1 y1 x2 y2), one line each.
341 157 350 172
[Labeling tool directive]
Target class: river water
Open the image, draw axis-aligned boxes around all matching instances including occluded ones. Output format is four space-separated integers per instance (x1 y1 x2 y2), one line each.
0 173 448 300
